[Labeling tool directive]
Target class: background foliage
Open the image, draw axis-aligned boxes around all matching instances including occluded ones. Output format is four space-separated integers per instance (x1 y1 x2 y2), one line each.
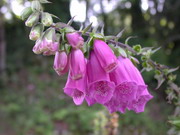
0 0 179 135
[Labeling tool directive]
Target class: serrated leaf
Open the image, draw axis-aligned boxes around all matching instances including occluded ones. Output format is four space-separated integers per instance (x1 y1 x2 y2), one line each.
82 23 92 34
115 28 125 41
168 67 179 73
155 74 165 89
67 16 76 25
125 36 137 45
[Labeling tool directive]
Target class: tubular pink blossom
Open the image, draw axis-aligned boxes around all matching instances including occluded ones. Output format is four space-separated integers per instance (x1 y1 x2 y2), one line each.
93 39 118 73
105 56 153 113
64 73 87 105
53 51 69 76
86 51 115 104
66 32 84 48
38 28 59 55
39 39 59 53
69 49 86 80
32 39 41 54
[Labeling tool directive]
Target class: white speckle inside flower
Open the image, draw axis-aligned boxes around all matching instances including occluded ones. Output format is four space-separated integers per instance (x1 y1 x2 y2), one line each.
70 0 86 22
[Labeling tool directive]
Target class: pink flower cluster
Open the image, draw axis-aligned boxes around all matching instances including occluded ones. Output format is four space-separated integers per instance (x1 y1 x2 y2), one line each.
33 31 153 113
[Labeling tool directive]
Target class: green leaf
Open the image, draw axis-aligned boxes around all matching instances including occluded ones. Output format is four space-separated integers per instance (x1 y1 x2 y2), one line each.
101 25 104 35
115 28 125 41
67 16 76 25
141 47 154 53
82 23 92 34
93 33 104 40
151 47 161 54
55 22 69 29
105 35 116 40
64 27 75 33
125 36 137 45
168 67 179 73
65 44 72 54
116 47 127 57
39 0 52 3
50 13 60 20
92 25 99 33
169 119 180 129
79 23 84 31
154 74 165 89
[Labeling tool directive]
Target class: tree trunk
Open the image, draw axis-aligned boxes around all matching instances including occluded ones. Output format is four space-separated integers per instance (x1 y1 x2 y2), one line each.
0 13 6 83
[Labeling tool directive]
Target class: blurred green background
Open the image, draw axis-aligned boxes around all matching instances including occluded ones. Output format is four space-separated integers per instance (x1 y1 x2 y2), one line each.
0 0 180 135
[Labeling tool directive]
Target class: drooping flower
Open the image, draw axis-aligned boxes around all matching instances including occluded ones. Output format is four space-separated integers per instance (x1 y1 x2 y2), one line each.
86 51 115 104
38 28 59 55
93 39 118 73
64 72 87 105
105 56 153 113
29 23 44 41
69 49 86 80
53 51 69 76
32 39 42 54
66 32 84 49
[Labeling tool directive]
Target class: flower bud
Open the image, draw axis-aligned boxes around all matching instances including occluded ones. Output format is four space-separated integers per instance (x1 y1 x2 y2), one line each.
69 49 86 80
31 0 41 11
29 23 44 41
25 12 39 27
66 32 84 49
20 7 33 20
53 51 69 75
43 28 56 41
41 12 53 26
32 39 42 54
39 28 59 53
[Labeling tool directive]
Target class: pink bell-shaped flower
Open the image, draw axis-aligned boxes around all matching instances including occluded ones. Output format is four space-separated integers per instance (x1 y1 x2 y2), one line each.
105 56 153 113
93 39 118 73
53 51 69 76
64 72 87 105
66 32 84 49
32 39 42 54
39 28 59 55
86 51 115 104
69 49 86 80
